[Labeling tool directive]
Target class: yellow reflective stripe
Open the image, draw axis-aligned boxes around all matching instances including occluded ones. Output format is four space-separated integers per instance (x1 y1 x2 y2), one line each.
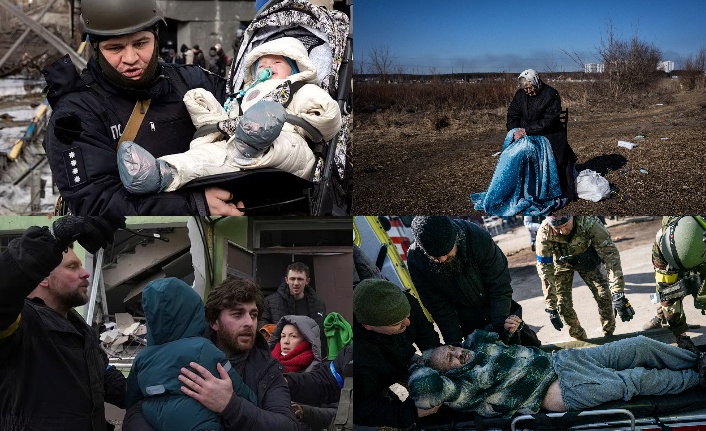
0 314 21 339
655 272 678 284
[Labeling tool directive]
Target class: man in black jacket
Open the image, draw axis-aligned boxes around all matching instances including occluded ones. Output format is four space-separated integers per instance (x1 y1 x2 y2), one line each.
0 216 125 431
42 0 243 216
354 278 442 428
408 216 525 346
507 69 577 202
123 277 300 431
261 262 328 354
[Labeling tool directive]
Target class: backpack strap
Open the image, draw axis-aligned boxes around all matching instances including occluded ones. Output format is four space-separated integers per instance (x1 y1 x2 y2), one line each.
328 361 353 431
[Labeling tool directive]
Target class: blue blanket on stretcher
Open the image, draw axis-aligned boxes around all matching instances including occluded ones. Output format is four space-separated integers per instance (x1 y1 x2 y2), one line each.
470 128 562 216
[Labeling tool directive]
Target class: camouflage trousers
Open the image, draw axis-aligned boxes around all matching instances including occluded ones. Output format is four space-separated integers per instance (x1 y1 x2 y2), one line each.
543 264 616 339
654 297 688 335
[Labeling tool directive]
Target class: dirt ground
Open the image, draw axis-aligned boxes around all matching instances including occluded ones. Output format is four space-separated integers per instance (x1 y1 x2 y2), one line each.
353 84 706 215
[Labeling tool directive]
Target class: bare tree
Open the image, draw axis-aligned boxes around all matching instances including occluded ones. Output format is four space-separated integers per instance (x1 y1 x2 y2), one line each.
683 46 706 90
560 48 588 73
428 66 439 81
598 20 662 97
368 45 395 82
353 53 366 76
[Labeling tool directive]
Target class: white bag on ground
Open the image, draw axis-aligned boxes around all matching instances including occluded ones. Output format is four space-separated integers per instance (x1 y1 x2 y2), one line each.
576 169 611 202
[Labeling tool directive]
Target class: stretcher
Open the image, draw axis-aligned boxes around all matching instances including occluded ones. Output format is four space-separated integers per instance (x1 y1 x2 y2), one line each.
417 388 706 431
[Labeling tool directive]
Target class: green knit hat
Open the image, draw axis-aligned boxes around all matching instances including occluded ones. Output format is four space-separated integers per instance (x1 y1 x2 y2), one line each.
353 279 410 326
411 216 458 257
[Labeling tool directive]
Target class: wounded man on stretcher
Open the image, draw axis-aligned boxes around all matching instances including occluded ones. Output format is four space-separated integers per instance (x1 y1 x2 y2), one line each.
408 317 706 419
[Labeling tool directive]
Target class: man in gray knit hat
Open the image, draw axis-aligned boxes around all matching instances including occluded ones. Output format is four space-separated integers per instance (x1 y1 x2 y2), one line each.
354 278 441 429
407 216 530 346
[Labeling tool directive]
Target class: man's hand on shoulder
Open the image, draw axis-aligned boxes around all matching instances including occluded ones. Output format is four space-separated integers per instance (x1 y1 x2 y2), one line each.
179 362 234 414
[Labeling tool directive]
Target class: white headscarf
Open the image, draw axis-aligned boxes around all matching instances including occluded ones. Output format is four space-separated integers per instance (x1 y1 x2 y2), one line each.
518 69 542 90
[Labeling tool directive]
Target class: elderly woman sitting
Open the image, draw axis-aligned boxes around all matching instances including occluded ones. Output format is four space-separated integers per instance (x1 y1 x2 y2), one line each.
471 69 575 216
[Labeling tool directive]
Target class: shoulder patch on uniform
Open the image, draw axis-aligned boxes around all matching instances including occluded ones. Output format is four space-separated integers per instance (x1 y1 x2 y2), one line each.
62 146 87 187
537 255 553 264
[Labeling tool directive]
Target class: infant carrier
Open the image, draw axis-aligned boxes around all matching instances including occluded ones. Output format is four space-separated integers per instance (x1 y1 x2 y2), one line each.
186 0 353 215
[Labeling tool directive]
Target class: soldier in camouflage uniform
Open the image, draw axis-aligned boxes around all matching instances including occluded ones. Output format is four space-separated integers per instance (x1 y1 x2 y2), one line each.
644 217 706 345
535 216 635 340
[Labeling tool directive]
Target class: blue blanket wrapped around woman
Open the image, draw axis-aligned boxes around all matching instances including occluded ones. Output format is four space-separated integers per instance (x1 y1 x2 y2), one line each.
470 128 562 216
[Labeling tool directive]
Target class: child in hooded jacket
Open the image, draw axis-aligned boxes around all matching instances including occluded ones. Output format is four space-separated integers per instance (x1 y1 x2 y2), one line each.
125 278 257 431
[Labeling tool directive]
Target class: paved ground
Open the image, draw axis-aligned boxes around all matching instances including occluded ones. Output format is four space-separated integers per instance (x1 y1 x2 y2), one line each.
495 216 706 348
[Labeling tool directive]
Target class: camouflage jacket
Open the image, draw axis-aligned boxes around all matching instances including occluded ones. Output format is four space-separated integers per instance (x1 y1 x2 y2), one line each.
535 216 625 293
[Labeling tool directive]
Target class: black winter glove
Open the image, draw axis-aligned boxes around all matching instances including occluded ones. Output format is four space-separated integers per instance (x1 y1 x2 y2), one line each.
612 292 636 322
51 216 125 254
545 308 563 331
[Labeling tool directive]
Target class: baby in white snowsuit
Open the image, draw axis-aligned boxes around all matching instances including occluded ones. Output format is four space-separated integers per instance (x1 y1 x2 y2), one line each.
118 37 342 194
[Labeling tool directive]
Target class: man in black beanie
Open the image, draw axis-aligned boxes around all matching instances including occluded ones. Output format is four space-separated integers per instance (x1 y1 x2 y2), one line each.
408 216 527 346
354 278 441 429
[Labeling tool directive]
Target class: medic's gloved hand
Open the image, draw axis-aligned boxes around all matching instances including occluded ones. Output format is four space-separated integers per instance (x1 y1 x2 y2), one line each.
545 308 563 331
117 141 175 194
612 292 636 322
51 216 125 253
232 100 287 163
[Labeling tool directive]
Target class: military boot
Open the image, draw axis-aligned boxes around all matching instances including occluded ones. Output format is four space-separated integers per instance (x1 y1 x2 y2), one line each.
569 327 588 341
642 309 665 330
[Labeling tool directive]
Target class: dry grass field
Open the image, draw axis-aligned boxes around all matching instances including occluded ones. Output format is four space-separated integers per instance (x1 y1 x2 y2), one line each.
353 77 706 215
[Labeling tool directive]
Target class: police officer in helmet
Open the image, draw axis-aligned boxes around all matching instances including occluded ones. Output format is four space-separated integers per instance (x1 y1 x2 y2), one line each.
42 0 244 215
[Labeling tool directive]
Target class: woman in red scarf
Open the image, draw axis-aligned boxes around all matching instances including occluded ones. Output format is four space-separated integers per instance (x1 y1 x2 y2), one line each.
269 315 322 373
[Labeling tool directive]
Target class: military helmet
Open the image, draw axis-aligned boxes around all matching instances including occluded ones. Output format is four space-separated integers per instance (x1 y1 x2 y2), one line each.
659 216 706 270
81 0 166 37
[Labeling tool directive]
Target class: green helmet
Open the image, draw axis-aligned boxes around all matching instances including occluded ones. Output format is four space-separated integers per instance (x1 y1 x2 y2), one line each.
81 0 166 37
659 216 706 270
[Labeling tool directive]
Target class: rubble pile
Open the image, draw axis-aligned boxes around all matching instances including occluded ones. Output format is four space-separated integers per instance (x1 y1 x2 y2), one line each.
100 313 148 359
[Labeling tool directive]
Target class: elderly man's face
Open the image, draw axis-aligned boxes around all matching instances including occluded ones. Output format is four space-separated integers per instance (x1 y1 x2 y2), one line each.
430 345 475 372
210 301 258 356
99 31 155 80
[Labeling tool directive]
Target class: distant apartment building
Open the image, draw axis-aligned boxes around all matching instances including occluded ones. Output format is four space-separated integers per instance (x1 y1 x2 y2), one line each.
657 61 675 73
584 63 605 73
